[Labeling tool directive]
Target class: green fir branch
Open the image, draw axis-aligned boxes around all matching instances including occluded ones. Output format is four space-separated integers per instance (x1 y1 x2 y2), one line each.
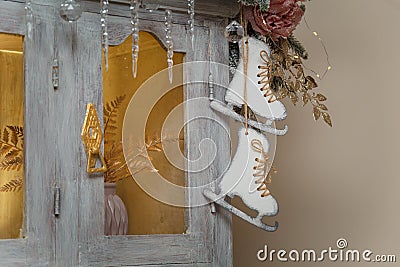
239 0 270 11
287 35 308 60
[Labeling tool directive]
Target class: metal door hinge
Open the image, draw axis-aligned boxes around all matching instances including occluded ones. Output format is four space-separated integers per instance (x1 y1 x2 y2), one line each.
210 202 216 213
52 58 59 89
54 187 61 216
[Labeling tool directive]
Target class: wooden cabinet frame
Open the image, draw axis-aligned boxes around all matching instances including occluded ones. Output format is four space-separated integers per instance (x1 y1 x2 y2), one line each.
0 1 56 266
0 0 234 266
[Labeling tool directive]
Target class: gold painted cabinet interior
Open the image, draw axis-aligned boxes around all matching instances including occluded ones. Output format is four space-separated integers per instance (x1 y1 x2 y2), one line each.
103 32 186 235
0 34 24 240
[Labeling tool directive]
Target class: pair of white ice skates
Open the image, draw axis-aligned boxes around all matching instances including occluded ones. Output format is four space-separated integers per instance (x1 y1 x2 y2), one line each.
203 37 288 231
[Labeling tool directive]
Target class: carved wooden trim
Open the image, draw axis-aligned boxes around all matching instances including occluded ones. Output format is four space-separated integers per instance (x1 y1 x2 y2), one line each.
107 16 187 51
105 0 239 18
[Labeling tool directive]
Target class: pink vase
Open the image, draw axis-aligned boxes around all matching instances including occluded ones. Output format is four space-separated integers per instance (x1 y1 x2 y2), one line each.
104 183 128 235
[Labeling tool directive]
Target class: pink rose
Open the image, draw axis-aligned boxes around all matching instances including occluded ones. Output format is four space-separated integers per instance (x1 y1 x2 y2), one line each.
245 0 305 40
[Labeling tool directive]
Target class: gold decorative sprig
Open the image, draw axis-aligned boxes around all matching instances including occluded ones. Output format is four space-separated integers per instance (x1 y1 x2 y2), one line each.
142 134 184 153
104 134 184 183
103 95 126 143
104 140 157 183
103 95 184 183
0 177 23 192
264 37 332 126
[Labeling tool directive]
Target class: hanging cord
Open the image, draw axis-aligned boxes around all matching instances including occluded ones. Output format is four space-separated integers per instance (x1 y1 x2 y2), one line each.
208 28 214 101
243 37 249 135
240 5 249 135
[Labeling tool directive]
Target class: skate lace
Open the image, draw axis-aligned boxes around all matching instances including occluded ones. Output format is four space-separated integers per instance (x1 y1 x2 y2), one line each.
251 139 276 197
258 50 277 103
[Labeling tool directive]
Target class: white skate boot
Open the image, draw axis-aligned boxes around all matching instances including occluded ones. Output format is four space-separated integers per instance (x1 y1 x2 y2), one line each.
204 36 288 231
204 127 279 231
210 36 288 136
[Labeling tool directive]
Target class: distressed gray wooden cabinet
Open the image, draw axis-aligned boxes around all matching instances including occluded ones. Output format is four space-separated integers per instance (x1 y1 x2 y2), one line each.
0 0 237 266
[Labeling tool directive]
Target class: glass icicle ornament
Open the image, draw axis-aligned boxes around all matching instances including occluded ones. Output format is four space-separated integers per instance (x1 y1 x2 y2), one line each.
59 0 83 22
165 9 174 84
224 21 244 43
25 0 33 39
130 0 140 78
101 0 109 71
187 0 195 49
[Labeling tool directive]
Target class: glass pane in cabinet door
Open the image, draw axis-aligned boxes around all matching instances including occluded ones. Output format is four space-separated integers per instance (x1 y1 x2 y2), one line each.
103 32 185 235
0 34 24 239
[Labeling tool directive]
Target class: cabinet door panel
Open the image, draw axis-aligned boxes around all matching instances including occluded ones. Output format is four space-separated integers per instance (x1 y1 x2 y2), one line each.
0 1 56 266
74 12 232 266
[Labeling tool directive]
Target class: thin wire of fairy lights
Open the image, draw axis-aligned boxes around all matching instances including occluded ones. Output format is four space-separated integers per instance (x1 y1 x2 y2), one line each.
303 17 332 80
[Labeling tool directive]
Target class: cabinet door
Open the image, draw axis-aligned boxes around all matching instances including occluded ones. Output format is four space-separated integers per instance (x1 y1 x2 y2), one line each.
50 3 233 266
0 1 56 266
0 1 233 266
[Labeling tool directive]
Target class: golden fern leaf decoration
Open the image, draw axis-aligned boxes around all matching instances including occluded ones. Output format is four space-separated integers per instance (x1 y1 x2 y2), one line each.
0 126 23 150
7 126 24 145
0 156 23 171
103 95 126 142
2 128 9 143
0 177 23 192
0 126 24 172
0 126 25 193
0 145 14 157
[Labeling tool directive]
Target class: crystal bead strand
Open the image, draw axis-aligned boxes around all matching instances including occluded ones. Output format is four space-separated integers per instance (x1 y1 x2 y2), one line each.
187 0 195 49
59 0 82 22
208 34 214 101
130 0 140 78
101 0 109 71
165 9 174 84
25 0 33 40
224 21 244 43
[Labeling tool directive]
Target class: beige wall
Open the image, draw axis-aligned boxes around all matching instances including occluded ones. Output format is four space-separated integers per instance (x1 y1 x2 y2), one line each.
233 0 400 266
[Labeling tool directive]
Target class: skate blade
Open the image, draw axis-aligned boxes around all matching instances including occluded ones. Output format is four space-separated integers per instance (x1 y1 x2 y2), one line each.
210 101 288 136
203 189 278 232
